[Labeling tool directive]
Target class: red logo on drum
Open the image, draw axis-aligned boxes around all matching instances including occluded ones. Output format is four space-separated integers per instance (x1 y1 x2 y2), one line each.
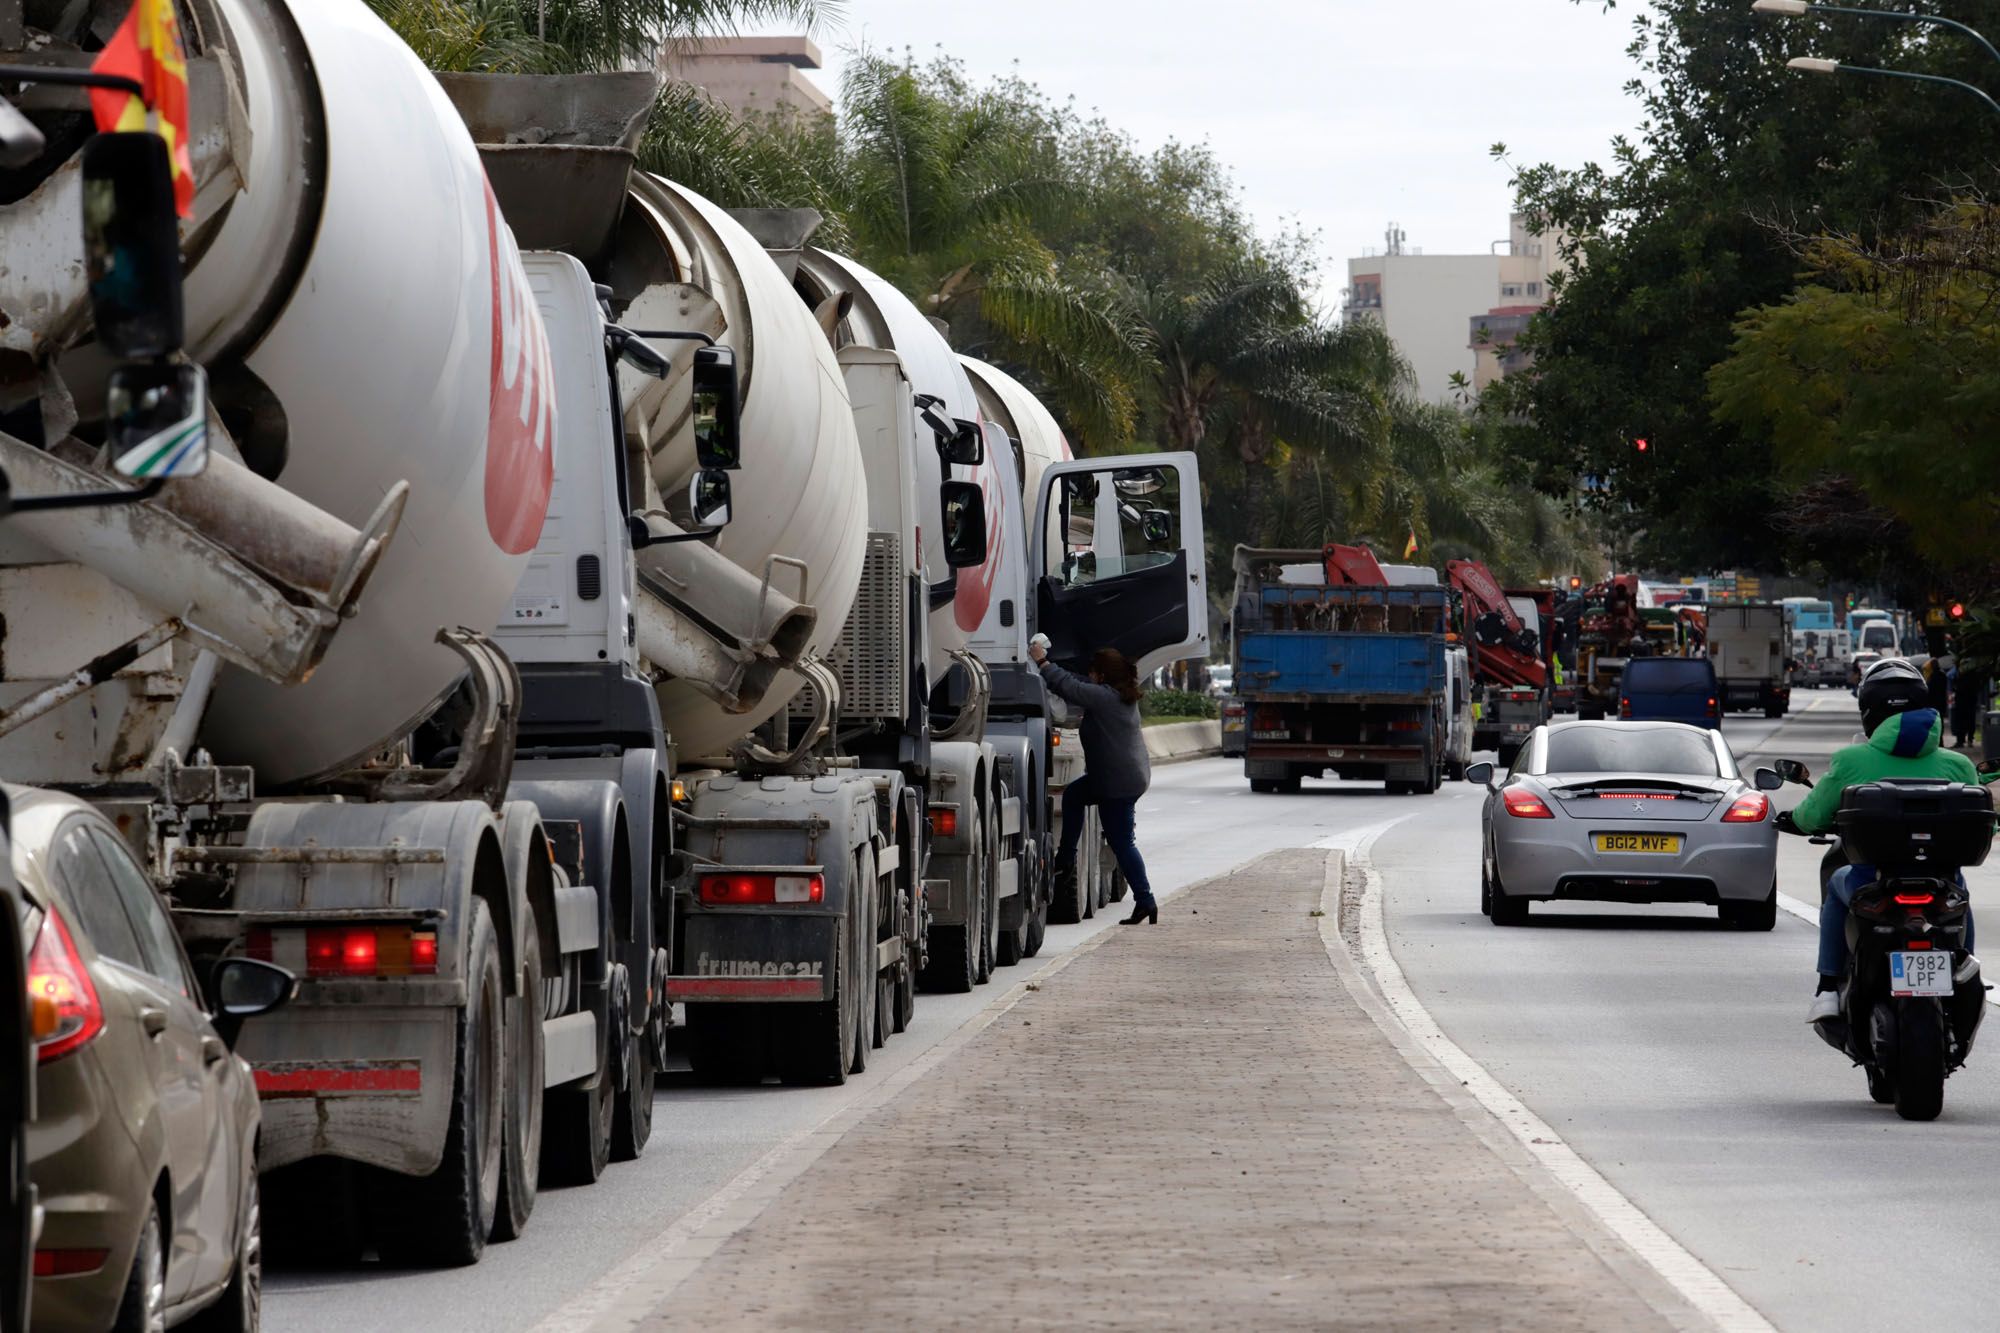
481 180 555 554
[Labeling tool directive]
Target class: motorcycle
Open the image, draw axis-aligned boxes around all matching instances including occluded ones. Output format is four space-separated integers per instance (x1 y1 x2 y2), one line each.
1775 760 1993 1122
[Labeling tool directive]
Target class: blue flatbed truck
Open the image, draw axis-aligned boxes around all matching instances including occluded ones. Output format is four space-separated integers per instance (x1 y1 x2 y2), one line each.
1231 547 1452 795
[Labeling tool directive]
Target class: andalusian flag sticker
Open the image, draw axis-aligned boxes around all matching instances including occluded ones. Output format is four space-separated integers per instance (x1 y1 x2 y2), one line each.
109 362 209 478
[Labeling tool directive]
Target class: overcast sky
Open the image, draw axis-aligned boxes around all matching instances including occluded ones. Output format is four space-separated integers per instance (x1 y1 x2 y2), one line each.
745 1 1648 303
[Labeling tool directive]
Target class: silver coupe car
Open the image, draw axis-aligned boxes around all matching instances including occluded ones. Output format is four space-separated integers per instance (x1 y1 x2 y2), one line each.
1468 720 1782 928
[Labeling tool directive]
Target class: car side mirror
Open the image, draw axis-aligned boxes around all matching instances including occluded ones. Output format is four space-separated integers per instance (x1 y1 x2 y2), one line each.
687 469 732 529
1754 767 1783 792
1465 761 1495 788
691 346 742 470
82 131 185 360
208 957 296 1048
940 479 988 569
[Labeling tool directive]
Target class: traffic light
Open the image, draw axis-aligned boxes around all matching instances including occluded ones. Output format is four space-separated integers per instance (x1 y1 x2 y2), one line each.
1951 602 1967 620
1567 575 1584 592
1634 437 1649 454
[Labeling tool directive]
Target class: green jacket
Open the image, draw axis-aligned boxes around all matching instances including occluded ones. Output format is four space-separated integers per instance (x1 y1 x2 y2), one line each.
1790 708 1980 835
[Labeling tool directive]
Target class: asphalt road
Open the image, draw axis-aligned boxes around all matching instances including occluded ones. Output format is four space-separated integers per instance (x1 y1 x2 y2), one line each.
269 693 1996 1330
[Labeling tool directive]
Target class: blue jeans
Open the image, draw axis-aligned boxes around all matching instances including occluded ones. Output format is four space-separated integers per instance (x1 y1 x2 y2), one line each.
1818 864 1975 976
1056 772 1155 909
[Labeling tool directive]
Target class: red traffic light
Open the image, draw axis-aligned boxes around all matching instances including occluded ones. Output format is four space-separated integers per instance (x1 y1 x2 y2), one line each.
1634 437 1649 453
1950 602 1966 620
1566 576 1583 591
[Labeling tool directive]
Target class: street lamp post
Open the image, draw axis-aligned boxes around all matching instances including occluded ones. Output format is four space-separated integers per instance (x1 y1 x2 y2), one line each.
1752 0 2000 70
1785 54 2000 119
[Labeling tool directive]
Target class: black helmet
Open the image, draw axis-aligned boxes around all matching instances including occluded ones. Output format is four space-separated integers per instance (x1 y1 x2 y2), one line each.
1857 657 1929 734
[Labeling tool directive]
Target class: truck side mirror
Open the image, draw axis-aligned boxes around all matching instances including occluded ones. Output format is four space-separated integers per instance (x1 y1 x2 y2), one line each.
107 361 208 479
82 131 185 360
688 469 732 529
915 394 984 465
692 346 742 470
940 479 988 569
1139 509 1174 545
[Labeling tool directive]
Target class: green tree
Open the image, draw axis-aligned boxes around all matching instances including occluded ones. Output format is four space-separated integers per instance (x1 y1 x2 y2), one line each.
363 0 837 73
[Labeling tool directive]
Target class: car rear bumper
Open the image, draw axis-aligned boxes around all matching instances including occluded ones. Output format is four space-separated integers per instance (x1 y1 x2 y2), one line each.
1495 823 1776 902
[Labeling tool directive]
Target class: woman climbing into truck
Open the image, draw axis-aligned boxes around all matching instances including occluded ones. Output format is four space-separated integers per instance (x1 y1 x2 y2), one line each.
1028 641 1159 925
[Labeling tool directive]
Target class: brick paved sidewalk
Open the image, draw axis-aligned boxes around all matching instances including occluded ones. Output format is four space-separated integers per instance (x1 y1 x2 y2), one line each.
641 849 1671 1330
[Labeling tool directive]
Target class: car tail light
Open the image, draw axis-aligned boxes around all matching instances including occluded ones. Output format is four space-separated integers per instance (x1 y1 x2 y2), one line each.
27 908 103 1064
1619 699 1632 718
1721 793 1769 823
929 806 959 837
1503 788 1554 819
1706 696 1719 717
32 1248 108 1277
247 925 441 978
698 872 824 906
1894 893 1936 907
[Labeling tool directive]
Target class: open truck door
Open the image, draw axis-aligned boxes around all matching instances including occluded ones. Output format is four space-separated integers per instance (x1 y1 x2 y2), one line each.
1030 453 1207 678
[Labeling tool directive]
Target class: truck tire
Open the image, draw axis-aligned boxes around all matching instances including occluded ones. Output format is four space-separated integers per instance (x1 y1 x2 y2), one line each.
852 847 876 1073
374 900 503 1266
921 923 976 992
1249 778 1278 793
1108 868 1128 905
542 992 614 1185
973 810 995 985
493 919 545 1241
611 1025 655 1164
1765 704 1785 719
778 938 855 1086
997 830 1029 967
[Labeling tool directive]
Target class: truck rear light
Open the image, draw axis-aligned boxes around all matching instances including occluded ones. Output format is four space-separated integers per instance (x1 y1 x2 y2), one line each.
928 806 959 838
1503 788 1554 819
699 873 824 905
33 1248 108 1277
1721 793 1769 823
1619 698 1632 718
248 925 440 978
27 908 103 1064
1706 697 1719 716
1387 721 1423 733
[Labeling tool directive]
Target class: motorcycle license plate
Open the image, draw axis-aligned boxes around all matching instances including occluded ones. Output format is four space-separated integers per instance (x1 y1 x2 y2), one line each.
1593 834 1682 854
1890 951 1954 997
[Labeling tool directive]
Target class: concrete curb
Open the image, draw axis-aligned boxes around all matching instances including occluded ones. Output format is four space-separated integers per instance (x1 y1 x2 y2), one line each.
1143 719 1219 763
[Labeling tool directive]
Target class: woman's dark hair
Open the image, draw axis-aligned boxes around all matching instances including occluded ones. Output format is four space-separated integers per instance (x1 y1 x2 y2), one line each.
1091 648 1142 704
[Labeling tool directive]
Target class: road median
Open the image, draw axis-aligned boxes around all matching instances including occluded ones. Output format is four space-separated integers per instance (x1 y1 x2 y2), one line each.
611 847 1678 1330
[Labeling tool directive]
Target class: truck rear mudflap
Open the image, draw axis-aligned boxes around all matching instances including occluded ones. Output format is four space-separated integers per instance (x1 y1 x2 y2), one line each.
237 978 460 1175
667 882 838 1004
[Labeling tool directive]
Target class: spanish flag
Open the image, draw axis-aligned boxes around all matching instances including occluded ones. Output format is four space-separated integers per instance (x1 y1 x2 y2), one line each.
1403 527 1418 560
88 0 194 216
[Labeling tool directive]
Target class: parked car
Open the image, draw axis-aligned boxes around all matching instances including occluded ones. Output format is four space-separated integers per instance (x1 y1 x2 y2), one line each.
18 785 293 1331
4 801 29 1333
1618 656 1721 730
1220 696 1246 757
1467 720 1781 928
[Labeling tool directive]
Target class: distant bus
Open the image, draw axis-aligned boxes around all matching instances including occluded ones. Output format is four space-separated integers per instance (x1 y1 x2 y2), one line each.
1781 597 1836 632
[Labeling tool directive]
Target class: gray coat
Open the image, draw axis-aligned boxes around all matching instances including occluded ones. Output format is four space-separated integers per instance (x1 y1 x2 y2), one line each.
1039 660 1151 800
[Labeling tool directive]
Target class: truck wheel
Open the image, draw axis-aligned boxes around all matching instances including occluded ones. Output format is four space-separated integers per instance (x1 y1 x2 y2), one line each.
1108 869 1128 905
1765 705 1785 719
493 919 545 1241
542 1005 613 1186
374 899 503 1266
920 923 976 993
687 1005 763 1084
778 939 854 1086
973 811 995 985
894 961 918 1032
611 1030 654 1163
1249 778 1277 793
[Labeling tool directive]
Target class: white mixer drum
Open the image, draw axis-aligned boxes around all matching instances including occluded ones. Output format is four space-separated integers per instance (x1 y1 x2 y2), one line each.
619 178 868 760
961 356 1074 499
796 250 1005 662
196 0 556 781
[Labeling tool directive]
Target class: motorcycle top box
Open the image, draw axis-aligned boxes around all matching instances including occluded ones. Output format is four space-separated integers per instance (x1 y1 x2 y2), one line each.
1834 781 1996 870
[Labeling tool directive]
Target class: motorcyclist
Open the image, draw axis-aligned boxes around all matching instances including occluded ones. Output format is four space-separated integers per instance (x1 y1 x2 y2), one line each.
1778 658 1982 1022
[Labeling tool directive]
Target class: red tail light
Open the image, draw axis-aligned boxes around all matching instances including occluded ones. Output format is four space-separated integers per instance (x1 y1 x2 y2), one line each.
1721 793 1769 823
32 1248 108 1277
27 908 103 1064
1503 788 1554 819
1706 696 1719 717
247 925 440 978
698 872 824 906
1894 893 1936 907
1387 720 1424 733
928 806 959 838
1619 698 1632 718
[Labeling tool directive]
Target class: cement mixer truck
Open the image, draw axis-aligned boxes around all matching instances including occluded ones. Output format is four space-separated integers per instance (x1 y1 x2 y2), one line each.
0 0 785 1266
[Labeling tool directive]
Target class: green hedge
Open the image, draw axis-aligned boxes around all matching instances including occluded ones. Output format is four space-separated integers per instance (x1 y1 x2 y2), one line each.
1140 688 1217 720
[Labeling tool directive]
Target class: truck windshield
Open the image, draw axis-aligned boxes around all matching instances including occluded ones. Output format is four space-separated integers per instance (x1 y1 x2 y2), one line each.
1543 727 1722 777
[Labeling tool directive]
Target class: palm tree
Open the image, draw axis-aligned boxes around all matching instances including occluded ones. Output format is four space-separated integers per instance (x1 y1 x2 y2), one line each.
364 0 839 74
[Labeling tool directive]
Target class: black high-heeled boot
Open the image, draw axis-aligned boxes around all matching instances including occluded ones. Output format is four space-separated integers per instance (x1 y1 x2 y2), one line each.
1121 901 1157 925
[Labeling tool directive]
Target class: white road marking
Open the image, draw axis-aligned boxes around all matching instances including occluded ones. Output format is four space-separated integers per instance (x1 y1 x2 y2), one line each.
1337 822 1776 1333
